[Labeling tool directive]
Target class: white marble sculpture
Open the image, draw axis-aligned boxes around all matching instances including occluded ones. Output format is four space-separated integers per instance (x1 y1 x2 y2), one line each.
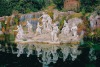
71 23 78 37
46 16 52 32
36 22 42 35
26 21 33 33
51 24 59 42
16 25 24 40
38 12 50 30
61 20 70 35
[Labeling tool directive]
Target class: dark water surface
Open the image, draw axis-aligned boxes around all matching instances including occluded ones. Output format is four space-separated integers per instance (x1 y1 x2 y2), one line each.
0 39 100 67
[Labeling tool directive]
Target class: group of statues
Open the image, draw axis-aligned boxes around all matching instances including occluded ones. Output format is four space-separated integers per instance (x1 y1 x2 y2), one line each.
15 12 79 42
61 20 78 37
36 12 59 42
35 12 78 42
16 21 33 40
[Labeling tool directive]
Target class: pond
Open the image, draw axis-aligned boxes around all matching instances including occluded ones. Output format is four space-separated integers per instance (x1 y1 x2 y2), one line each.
0 38 100 67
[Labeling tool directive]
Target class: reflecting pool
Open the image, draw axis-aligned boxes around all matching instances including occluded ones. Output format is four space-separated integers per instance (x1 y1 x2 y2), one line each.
0 39 100 67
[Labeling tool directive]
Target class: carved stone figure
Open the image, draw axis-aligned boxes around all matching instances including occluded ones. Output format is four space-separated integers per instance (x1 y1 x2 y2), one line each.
51 24 59 42
26 21 33 33
16 25 24 40
71 23 78 37
36 22 42 35
61 20 70 35
39 12 50 30
46 16 52 32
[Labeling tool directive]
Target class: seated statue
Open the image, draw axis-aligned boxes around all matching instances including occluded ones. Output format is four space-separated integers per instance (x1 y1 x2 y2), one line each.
51 24 59 42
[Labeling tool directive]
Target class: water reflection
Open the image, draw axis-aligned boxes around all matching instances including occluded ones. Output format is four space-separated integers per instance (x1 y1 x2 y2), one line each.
0 40 100 67
0 43 82 66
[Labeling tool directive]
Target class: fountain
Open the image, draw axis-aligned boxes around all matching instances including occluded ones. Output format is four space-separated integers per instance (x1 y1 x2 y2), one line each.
13 11 85 67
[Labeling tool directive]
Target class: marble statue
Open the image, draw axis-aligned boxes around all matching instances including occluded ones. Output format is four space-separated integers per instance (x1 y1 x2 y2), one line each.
16 25 24 40
26 21 33 33
38 12 49 30
36 22 42 35
71 23 78 37
46 16 52 32
61 20 69 35
51 24 59 42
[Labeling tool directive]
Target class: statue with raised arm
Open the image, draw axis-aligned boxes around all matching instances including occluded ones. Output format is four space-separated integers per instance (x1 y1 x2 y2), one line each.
51 23 59 42
38 12 50 30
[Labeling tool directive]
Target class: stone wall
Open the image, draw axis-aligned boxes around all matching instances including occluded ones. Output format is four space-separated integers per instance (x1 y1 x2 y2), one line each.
64 0 80 11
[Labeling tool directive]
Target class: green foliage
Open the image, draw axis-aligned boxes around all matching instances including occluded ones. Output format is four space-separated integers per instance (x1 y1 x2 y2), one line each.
53 0 64 10
59 16 66 30
95 6 100 15
0 0 45 16
81 8 86 15
69 13 83 19
95 28 100 37
80 0 100 13
14 15 19 25
9 34 15 41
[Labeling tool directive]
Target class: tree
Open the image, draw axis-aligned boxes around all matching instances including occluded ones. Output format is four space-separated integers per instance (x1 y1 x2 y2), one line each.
53 0 64 10
80 0 99 12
